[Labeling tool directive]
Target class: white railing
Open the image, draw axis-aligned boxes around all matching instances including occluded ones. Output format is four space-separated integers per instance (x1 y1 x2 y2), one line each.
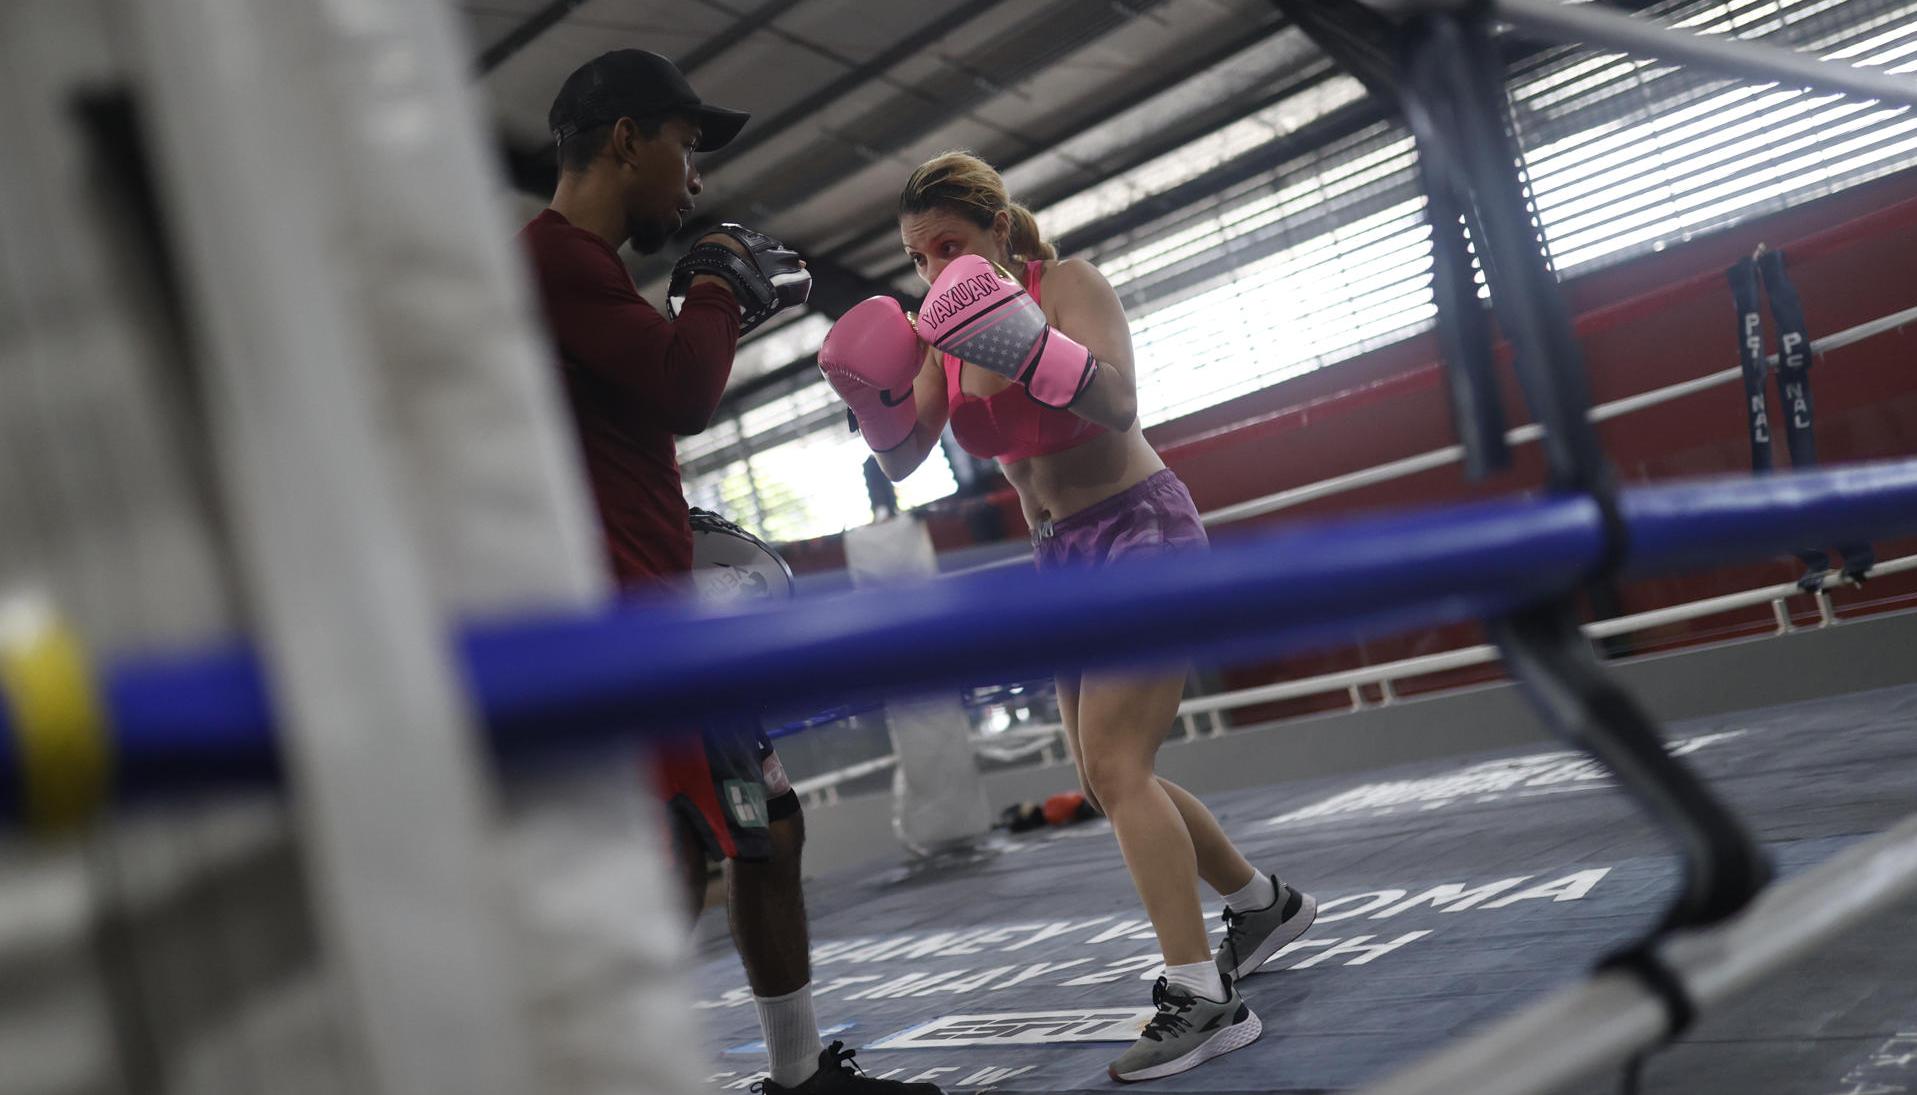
1201 301 1917 526
1177 552 1917 722
790 753 901 805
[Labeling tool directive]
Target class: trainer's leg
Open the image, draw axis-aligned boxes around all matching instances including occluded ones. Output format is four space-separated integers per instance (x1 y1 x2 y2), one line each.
1076 667 1212 968
657 735 738 929
728 805 826 1089
726 809 810 995
668 808 713 927
713 729 944 1091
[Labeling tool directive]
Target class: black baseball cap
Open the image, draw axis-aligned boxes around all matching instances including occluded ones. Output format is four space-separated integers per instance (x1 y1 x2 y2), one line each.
548 49 750 152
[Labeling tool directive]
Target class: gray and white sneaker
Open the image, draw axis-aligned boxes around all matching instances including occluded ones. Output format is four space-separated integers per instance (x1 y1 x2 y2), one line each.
1107 976 1262 1083
1215 875 1318 982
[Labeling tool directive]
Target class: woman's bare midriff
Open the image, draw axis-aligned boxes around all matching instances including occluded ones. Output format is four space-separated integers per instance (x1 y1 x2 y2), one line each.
1000 424 1165 530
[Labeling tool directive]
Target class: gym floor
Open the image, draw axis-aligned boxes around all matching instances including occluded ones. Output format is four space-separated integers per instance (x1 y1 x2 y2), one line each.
693 684 1917 1093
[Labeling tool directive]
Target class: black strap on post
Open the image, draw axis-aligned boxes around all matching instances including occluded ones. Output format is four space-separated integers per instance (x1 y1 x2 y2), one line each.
1601 946 1699 1044
1759 250 1815 468
1276 0 1509 478
1754 250 1833 582
1603 944 1699 1095
1727 257 1775 474
1401 47 1510 478
1491 604 1771 931
1758 249 1874 582
1426 15 1610 500
1730 256 1831 583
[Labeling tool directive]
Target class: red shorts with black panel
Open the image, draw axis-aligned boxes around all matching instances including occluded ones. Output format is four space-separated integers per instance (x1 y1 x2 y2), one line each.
655 713 800 862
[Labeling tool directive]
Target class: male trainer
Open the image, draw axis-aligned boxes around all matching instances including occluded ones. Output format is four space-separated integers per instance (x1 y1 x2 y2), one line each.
519 49 940 1095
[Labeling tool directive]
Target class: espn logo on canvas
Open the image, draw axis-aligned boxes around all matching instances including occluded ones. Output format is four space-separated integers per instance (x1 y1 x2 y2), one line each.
870 1008 1152 1048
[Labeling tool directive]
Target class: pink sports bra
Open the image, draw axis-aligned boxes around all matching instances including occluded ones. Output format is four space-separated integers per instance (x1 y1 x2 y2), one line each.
945 260 1106 463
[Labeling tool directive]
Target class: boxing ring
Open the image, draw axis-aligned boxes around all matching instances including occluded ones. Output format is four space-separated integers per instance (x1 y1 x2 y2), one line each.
6 1 1917 1093
14 455 1917 1094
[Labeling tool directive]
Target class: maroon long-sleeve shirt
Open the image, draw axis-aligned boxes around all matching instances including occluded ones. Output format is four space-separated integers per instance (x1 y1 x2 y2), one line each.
520 209 741 583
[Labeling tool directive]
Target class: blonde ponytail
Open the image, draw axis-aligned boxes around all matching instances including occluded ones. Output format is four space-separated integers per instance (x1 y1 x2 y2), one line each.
899 150 1055 262
1004 202 1056 261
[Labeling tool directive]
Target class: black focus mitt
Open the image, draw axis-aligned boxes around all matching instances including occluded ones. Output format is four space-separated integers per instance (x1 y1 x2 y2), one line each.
667 223 811 336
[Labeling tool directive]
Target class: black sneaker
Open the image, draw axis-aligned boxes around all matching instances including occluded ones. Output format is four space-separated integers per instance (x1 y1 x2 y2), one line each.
752 1041 945 1093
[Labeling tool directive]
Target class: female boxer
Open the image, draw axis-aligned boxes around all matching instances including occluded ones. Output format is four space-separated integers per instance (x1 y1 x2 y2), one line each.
819 151 1317 1082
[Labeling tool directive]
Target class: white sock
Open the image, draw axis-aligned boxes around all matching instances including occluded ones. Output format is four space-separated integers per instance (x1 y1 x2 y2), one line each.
1223 871 1277 914
753 984 823 1089
1163 960 1227 1003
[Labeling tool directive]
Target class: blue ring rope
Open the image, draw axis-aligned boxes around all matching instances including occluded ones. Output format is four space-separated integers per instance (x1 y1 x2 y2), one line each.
5 459 1916 817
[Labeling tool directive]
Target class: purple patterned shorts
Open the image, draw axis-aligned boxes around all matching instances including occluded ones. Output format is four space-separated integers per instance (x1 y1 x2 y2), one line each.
1031 470 1208 571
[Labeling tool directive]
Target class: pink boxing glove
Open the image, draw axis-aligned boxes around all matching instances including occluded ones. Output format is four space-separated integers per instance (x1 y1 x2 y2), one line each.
917 254 1097 409
818 296 923 452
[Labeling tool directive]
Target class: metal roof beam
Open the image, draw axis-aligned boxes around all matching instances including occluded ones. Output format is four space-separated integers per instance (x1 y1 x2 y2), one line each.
475 0 592 75
813 12 1296 264
694 0 1019 176
678 0 815 75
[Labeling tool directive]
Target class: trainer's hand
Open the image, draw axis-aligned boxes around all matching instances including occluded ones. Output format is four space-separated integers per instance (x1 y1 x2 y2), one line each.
667 224 812 335
697 231 749 259
689 231 748 294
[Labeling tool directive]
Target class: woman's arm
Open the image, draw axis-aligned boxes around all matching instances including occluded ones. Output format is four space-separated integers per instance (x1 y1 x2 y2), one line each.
874 345 951 482
1043 259 1139 432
